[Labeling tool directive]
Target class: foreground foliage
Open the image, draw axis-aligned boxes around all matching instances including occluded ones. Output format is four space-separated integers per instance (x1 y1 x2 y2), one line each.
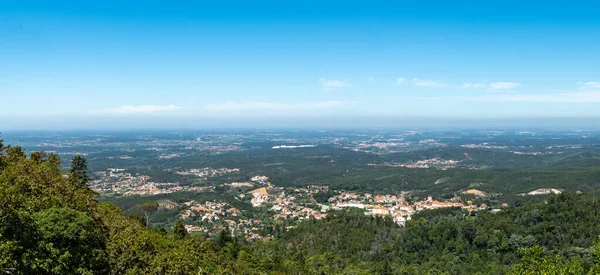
0 141 254 274
2 139 600 274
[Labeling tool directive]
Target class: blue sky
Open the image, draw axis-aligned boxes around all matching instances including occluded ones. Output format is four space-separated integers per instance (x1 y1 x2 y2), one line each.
2 0 600 129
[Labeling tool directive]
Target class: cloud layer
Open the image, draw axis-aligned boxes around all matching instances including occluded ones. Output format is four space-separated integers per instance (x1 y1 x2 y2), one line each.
205 101 346 111
458 91 600 103
489 82 521 90
98 105 181 114
462 82 487 88
578 82 600 89
412 78 442 87
319 79 350 88
395 76 526 91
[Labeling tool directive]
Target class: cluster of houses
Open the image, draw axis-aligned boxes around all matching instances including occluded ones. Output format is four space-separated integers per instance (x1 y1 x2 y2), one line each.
461 143 510 149
90 168 148 192
397 158 460 169
243 181 330 221
89 168 211 196
326 192 495 225
184 219 265 240
175 167 240 178
349 141 411 152
158 153 181 159
268 189 326 221
247 187 270 207
177 177 334 239
369 159 461 170
179 200 240 221
238 181 477 228
178 198 273 240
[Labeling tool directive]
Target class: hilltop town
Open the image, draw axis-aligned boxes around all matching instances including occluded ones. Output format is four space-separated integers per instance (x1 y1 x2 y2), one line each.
172 175 502 240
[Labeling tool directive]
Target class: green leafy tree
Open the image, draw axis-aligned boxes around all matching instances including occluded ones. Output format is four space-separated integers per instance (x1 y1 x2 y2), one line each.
511 245 584 275
218 227 233 247
0 146 100 273
173 220 188 240
313 191 334 204
587 239 600 274
29 207 106 274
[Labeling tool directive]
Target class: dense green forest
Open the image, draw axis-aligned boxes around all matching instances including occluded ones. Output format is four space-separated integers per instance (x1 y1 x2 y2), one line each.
2 139 600 274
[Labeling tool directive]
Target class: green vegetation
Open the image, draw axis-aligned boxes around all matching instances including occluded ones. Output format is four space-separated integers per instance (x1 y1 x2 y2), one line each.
248 193 600 274
0 141 255 274
4 138 600 274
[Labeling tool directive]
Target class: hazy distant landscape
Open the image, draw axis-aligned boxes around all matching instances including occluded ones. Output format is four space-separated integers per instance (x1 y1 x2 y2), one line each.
4 128 600 234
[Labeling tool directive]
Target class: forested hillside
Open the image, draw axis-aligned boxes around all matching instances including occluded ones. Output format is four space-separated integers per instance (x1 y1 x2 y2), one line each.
0 141 256 274
2 139 600 274
252 196 600 274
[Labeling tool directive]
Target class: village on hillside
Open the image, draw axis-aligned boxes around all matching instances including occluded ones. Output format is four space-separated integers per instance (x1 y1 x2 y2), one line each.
90 166 565 241
173 175 524 240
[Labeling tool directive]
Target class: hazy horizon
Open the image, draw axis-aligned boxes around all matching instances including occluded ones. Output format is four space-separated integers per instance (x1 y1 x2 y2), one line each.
2 115 600 131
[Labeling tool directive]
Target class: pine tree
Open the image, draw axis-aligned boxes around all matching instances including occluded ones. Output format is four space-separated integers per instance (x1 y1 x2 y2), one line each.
70 155 90 187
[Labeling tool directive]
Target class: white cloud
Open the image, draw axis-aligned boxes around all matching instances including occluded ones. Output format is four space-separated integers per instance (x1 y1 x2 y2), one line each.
457 91 600 103
97 105 181 114
205 101 346 111
462 82 487 88
412 78 442 87
319 79 350 88
489 82 520 90
396 77 406 84
578 81 600 89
